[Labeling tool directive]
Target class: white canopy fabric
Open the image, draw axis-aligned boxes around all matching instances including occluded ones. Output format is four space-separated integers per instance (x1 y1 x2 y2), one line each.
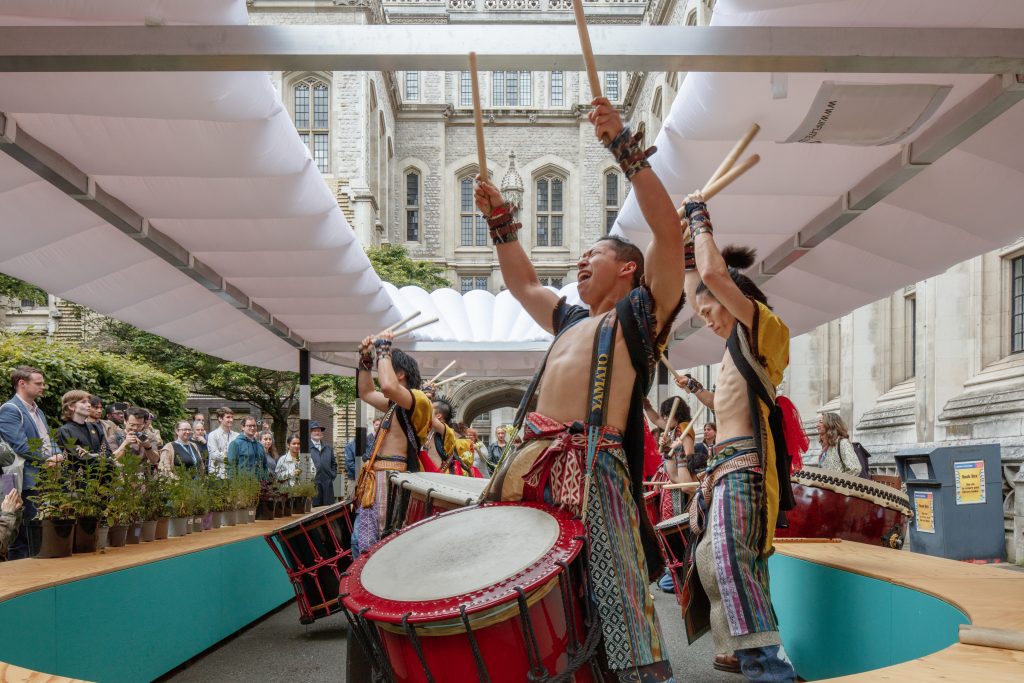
614 0 1024 369
2 0 1024 380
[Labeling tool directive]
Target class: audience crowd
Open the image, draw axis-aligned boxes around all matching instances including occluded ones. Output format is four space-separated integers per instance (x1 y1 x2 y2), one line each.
0 365 338 561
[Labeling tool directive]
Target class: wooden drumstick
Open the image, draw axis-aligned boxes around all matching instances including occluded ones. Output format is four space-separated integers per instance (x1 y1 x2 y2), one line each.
660 354 681 380
705 123 761 189
433 372 467 386
429 360 457 384
468 52 488 181
662 482 699 493
703 154 761 201
571 0 602 103
391 317 439 339
959 625 1024 652
379 311 420 336
676 154 761 219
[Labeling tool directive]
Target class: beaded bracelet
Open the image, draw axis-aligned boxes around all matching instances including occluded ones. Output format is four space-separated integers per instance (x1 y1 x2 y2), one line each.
487 206 522 245
606 125 656 179
373 338 393 361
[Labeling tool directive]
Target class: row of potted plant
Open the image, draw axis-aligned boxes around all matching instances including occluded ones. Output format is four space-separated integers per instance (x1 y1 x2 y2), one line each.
28 454 316 559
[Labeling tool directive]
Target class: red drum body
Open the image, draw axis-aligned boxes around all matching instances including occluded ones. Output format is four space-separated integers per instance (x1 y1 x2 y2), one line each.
778 467 912 548
341 503 598 683
264 501 354 624
655 512 690 607
386 471 487 530
643 489 661 526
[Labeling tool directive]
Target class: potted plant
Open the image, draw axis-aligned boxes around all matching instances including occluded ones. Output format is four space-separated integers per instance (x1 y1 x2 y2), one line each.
73 456 110 553
123 454 144 544
205 476 224 530
139 471 167 542
256 478 277 520
148 474 171 540
32 456 76 558
290 481 317 515
166 469 193 537
105 453 143 547
244 472 260 523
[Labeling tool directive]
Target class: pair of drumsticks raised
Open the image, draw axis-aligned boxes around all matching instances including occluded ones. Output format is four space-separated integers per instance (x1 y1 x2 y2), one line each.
371 312 466 387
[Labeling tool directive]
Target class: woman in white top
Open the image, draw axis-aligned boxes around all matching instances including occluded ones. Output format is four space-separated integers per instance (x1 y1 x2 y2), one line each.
275 434 316 486
816 412 861 475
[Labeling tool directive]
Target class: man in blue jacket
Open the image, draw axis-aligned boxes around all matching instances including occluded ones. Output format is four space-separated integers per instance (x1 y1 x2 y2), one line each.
226 415 268 477
0 366 62 559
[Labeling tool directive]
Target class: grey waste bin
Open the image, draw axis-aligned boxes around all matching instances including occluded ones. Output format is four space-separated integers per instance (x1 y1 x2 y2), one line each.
895 444 1005 562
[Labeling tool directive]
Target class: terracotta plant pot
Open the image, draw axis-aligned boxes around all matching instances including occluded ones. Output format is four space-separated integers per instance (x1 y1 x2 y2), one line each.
303 497 313 514
108 524 129 548
289 497 302 515
192 515 204 532
126 522 142 544
97 525 109 550
168 516 189 537
185 517 193 534
73 516 100 554
246 507 256 523
155 516 170 540
38 518 76 558
220 510 236 527
210 511 222 529
140 520 157 542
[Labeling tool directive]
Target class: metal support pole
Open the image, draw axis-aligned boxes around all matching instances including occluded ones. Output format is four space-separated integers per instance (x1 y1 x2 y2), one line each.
299 349 310 458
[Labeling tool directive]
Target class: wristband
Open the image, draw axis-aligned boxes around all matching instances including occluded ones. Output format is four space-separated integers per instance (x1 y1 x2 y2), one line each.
358 351 374 371
684 242 696 272
686 201 713 239
373 338 393 360
685 375 705 394
605 124 656 179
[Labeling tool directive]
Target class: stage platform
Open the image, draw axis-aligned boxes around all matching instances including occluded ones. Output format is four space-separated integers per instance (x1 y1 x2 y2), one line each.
0 519 1021 682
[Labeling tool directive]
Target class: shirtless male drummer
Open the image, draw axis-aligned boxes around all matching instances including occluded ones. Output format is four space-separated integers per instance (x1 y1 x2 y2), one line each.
676 190 798 681
475 98 683 682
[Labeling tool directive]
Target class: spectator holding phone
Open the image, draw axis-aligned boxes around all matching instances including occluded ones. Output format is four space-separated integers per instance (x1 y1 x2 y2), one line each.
0 489 23 561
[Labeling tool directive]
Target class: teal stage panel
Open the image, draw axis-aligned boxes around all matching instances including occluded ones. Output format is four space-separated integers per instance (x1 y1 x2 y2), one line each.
0 537 292 682
769 553 969 680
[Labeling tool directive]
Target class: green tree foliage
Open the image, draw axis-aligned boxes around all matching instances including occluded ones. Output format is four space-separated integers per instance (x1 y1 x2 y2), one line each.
0 333 188 436
0 274 46 308
366 244 451 290
90 320 355 450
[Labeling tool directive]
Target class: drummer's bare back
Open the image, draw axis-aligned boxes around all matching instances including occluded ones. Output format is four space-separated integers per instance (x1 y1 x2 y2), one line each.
536 315 636 433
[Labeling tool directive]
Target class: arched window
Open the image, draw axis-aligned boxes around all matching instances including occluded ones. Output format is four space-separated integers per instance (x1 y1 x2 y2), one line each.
603 72 620 102
405 171 421 242
404 71 420 101
604 170 622 233
535 174 564 247
293 76 330 173
460 176 488 246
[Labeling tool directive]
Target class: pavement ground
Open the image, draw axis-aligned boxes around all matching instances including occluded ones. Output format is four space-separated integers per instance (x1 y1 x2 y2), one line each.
164 587 740 682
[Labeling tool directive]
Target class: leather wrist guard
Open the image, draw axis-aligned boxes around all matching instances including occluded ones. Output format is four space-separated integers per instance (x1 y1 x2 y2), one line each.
487 206 522 245
684 240 696 272
685 375 705 394
685 201 713 239
358 351 374 371
606 124 656 179
373 338 393 360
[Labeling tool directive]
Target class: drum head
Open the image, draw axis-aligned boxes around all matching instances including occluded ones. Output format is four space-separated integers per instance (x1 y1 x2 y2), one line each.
391 471 489 506
655 512 690 531
342 503 584 623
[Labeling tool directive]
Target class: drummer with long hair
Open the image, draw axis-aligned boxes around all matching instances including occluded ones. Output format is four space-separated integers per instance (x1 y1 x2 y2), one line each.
353 333 433 556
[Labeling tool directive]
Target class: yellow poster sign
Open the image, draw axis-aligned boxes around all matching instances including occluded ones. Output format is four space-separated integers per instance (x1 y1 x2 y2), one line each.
954 460 985 505
914 491 935 534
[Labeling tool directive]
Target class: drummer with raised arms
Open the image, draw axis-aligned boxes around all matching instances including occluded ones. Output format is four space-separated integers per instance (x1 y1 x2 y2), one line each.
476 97 682 682
675 190 798 681
353 332 433 556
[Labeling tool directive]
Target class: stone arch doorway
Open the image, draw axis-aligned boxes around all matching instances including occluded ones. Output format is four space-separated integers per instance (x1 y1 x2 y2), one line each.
446 379 528 429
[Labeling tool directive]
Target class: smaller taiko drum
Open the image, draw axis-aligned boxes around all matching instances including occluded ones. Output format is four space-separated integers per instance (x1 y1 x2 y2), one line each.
779 467 913 548
654 512 690 604
264 501 354 624
386 471 487 530
341 503 599 682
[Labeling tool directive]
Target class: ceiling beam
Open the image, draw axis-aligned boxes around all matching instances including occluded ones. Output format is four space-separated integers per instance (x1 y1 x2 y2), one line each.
0 26 1022 73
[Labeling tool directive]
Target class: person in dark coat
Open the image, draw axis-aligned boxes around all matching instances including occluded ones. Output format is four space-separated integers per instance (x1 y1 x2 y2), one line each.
308 421 337 506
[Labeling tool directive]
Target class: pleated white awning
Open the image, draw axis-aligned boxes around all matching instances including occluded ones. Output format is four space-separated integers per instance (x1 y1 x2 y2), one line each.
614 0 1024 369
2 0 1024 380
